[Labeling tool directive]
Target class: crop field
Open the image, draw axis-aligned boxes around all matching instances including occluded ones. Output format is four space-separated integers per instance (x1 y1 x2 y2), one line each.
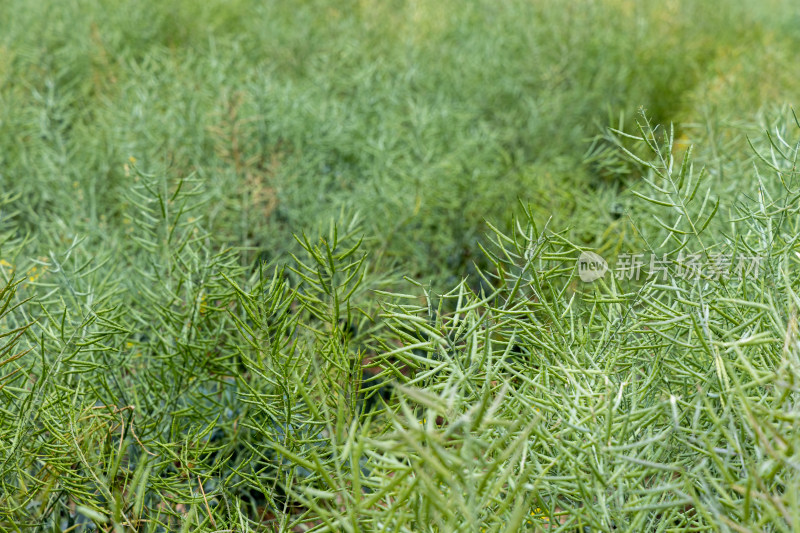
1 0 800 531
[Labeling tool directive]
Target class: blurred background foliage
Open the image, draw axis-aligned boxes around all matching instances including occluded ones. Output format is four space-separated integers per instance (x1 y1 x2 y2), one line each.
1 0 797 286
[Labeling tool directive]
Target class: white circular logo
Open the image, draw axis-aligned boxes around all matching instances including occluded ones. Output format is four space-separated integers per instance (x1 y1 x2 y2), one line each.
578 251 608 283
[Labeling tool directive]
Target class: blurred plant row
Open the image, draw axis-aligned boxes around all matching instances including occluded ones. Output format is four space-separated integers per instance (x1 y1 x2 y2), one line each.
1 0 798 285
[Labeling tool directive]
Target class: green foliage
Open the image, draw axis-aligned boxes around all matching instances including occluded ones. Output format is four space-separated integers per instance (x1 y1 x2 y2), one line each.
2 0 798 282
1 114 800 530
1 0 800 530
